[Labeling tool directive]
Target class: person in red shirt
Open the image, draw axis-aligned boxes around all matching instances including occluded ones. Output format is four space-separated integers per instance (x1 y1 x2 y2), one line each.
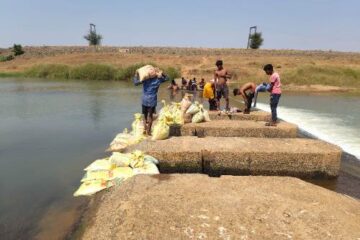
263 64 282 126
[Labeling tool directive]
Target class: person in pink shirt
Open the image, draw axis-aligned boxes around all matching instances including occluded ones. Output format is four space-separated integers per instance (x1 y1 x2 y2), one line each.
263 64 281 126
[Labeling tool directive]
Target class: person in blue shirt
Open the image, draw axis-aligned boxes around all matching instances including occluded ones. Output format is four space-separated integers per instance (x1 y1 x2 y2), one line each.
133 73 169 135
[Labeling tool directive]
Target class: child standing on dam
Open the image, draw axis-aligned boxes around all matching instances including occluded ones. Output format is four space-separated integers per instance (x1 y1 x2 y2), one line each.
263 64 282 126
133 72 169 135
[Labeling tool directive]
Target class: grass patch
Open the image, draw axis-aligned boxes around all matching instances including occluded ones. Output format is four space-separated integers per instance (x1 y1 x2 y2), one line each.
17 63 182 81
70 64 116 80
24 64 71 79
0 72 23 78
283 65 360 87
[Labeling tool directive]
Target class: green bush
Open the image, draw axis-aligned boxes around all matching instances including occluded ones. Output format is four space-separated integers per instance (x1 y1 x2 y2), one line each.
13 44 24 56
164 66 181 81
0 55 14 62
24 64 70 79
69 64 115 80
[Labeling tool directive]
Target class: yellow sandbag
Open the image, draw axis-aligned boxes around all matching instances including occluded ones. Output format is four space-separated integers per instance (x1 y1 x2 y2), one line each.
73 180 111 197
84 159 113 172
133 162 160 175
129 150 145 168
152 119 170 140
186 101 200 115
81 170 112 182
112 167 134 180
136 65 162 81
131 113 145 136
170 103 184 125
192 109 205 123
109 152 132 167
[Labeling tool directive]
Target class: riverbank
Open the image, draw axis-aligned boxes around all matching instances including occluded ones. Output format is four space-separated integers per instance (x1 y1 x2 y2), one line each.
1 46 360 92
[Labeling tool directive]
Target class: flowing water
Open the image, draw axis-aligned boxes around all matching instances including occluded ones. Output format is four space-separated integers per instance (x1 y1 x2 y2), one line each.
0 79 359 239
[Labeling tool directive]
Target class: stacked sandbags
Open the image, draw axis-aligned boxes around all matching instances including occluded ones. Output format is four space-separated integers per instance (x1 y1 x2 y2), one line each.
108 114 146 152
152 100 185 140
73 150 159 197
185 101 211 123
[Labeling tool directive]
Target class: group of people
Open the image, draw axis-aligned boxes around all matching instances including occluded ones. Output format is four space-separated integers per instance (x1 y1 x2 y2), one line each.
133 60 282 135
201 60 281 127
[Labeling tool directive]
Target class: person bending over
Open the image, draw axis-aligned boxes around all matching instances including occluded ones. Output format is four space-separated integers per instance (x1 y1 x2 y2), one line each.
214 60 232 111
133 72 169 135
263 64 282 126
203 79 217 111
233 82 256 114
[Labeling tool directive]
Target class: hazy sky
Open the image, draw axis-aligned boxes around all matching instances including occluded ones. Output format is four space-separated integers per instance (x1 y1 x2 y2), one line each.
1 0 359 52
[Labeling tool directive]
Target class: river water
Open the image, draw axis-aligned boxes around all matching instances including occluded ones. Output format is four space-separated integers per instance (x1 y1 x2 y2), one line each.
0 79 359 239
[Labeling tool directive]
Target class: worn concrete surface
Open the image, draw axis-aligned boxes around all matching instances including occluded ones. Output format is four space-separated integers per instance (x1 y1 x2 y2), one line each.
81 174 360 240
178 120 298 138
128 137 341 177
208 110 271 121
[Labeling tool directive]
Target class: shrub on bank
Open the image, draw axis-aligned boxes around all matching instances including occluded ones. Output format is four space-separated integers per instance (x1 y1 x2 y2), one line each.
0 55 14 62
24 64 70 79
69 64 116 80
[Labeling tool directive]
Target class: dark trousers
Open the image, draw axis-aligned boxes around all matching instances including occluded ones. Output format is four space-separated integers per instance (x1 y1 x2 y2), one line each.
208 98 217 111
270 94 281 122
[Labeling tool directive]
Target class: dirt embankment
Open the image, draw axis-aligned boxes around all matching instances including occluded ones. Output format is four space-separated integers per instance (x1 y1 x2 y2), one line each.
1 46 360 92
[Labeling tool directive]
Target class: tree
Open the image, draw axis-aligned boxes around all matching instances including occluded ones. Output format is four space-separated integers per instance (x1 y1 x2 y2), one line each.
249 32 264 49
84 28 102 46
12 44 24 56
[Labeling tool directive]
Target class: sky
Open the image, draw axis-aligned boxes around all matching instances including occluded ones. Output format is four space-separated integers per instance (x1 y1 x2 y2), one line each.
1 0 359 52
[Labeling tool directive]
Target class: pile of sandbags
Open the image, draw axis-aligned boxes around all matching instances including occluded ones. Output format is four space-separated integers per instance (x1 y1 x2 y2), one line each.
108 113 146 152
185 101 211 123
136 65 163 81
73 150 159 197
152 100 184 140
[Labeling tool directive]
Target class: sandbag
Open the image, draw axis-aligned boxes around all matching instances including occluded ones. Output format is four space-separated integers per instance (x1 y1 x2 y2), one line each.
186 102 200 115
203 108 211 122
81 170 112 182
152 119 170 140
133 162 159 175
73 180 112 197
180 97 192 114
109 152 132 167
192 109 205 123
84 159 113 172
136 65 162 81
131 113 145 136
129 150 145 168
144 155 159 165
112 167 134 180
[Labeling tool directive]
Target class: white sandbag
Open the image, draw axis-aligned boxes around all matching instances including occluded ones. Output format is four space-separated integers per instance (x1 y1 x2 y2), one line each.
136 65 161 81
152 119 170 140
81 170 112 183
73 180 112 197
109 152 132 167
192 110 205 123
111 167 134 180
84 159 112 172
180 96 192 114
186 101 200 115
144 155 159 165
133 162 160 175
131 113 145 136
199 105 211 122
